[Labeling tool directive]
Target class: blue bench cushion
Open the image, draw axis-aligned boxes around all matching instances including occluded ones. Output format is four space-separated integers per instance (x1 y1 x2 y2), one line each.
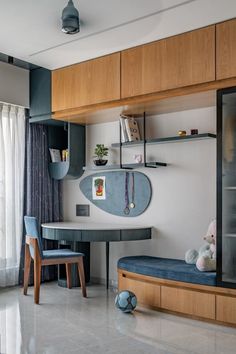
118 256 216 286
43 249 84 259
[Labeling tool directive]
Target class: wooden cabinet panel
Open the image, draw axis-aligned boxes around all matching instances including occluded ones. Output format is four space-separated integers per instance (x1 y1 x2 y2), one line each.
52 53 120 112
119 273 161 308
121 26 215 98
216 295 236 324
216 19 236 80
161 286 215 319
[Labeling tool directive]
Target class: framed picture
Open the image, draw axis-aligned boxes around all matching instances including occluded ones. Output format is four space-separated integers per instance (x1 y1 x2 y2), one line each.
92 176 106 200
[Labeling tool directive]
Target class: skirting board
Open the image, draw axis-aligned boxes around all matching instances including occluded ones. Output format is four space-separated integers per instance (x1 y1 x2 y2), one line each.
90 276 118 290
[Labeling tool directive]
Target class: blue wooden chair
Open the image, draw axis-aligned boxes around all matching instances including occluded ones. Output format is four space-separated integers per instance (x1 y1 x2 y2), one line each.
23 216 87 304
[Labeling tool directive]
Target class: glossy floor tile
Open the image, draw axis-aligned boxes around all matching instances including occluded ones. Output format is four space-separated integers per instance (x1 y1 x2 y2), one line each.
0 283 236 354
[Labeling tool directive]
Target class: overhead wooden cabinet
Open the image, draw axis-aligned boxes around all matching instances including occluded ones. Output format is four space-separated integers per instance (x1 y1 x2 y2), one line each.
216 19 236 80
121 26 215 98
52 53 121 112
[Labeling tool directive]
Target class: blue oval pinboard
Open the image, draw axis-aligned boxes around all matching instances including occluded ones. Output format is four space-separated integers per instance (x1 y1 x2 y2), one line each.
79 171 152 217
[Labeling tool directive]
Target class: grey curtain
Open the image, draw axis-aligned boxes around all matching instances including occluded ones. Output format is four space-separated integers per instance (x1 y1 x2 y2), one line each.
19 121 62 284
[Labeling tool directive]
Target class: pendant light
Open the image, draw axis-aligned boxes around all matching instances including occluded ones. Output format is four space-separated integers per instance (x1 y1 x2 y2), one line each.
62 0 80 34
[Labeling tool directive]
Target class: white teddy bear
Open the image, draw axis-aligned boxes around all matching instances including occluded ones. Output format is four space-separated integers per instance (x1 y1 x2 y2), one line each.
185 219 216 272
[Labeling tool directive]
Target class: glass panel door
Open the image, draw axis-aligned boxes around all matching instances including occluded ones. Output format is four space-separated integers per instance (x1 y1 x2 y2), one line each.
221 90 236 284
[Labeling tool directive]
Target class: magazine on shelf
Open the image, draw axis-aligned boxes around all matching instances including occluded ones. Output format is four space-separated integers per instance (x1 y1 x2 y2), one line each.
120 115 141 142
49 148 61 162
119 116 129 142
124 117 141 142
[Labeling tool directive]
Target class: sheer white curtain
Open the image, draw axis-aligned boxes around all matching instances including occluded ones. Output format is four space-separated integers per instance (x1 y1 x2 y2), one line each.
0 104 25 287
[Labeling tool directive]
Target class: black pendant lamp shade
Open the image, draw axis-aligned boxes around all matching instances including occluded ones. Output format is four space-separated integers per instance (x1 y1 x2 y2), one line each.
62 0 80 34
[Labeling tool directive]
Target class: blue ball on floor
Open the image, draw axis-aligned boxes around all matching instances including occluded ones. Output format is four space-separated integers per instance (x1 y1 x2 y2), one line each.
115 290 137 313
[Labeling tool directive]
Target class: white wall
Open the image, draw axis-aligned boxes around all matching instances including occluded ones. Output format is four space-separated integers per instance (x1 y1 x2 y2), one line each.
63 106 216 284
0 62 29 108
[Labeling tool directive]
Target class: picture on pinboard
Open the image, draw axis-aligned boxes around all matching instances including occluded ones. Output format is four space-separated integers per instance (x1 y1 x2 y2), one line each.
92 176 106 200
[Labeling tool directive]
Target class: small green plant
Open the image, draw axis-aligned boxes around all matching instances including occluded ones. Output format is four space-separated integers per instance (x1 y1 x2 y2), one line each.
94 144 109 160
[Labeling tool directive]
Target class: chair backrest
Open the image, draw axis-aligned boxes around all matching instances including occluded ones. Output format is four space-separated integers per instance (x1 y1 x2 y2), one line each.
24 216 44 259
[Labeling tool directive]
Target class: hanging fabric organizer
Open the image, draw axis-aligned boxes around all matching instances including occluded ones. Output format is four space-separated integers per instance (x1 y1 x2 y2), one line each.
79 171 152 217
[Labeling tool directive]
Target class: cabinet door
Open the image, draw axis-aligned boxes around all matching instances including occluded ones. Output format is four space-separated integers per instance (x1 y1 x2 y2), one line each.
217 87 236 288
52 53 120 112
118 272 161 308
216 19 236 80
216 295 236 325
161 286 215 320
30 67 51 118
121 26 215 98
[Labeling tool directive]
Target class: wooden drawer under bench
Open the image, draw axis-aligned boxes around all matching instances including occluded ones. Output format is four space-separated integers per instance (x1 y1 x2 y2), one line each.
118 269 236 327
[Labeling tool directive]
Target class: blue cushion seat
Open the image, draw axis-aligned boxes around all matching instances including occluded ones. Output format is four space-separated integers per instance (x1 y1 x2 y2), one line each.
43 249 84 259
118 256 216 286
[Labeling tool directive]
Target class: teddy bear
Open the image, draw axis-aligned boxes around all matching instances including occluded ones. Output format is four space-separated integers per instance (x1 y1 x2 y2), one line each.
185 219 216 272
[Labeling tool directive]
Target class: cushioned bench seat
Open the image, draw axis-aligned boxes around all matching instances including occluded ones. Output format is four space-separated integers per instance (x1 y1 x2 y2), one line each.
118 256 216 286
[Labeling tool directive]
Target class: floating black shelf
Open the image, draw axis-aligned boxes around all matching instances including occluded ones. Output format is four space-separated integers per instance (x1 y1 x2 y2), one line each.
83 161 167 171
111 133 216 148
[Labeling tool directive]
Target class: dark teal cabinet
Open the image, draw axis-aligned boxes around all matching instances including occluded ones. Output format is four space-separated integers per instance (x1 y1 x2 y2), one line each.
30 67 52 124
29 67 85 180
48 123 85 180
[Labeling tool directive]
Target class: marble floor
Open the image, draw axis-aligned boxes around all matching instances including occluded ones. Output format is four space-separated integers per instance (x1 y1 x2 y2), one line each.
0 283 236 354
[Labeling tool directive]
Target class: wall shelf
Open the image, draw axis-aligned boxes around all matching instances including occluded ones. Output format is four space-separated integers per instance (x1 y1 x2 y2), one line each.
83 161 167 171
224 234 236 238
111 133 216 148
48 123 85 180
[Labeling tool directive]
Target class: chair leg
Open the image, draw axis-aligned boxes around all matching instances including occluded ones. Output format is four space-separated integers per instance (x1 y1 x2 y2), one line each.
23 244 31 295
34 259 41 305
66 263 72 289
77 257 87 298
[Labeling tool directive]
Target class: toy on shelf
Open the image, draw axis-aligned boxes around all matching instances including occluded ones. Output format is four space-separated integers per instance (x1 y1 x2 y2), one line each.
185 219 216 272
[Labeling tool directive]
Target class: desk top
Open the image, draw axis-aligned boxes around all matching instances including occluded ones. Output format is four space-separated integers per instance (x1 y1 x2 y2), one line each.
42 222 152 242
42 222 152 231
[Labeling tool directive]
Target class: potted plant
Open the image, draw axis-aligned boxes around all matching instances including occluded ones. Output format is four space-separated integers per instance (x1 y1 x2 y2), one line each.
93 144 109 166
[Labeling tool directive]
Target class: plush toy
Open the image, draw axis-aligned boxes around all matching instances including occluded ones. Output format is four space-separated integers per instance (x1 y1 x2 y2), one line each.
185 219 216 272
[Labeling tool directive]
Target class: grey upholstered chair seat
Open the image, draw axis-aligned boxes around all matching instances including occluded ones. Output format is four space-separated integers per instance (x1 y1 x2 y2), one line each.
43 249 84 259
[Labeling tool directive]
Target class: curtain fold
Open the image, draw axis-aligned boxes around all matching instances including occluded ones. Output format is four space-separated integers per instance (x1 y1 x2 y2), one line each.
0 104 26 287
19 122 62 284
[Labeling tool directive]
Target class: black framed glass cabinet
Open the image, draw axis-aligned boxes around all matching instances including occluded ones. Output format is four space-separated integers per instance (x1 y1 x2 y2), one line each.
217 86 236 288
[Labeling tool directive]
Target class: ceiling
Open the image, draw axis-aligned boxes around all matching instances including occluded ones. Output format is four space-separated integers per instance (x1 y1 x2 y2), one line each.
0 0 235 70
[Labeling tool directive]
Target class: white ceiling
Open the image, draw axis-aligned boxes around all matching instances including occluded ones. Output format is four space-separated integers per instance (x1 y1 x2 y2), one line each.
0 0 235 70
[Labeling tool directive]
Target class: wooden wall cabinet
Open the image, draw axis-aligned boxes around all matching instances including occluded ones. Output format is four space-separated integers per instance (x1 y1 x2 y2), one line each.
121 26 215 98
52 53 120 112
216 19 236 80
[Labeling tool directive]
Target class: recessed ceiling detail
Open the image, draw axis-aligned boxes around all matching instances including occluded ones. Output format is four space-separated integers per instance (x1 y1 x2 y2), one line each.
30 0 196 58
0 0 235 69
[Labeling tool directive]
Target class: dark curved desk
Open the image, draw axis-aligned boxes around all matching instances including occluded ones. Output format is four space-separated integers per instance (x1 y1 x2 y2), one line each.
42 222 152 289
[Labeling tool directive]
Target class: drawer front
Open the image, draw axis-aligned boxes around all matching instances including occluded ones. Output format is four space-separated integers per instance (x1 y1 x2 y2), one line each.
42 227 56 240
161 286 215 319
119 273 160 308
121 228 151 241
216 295 236 324
55 229 82 241
82 230 120 242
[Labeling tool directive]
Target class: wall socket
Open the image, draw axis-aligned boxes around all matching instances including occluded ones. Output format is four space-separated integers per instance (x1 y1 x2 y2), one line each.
76 204 90 217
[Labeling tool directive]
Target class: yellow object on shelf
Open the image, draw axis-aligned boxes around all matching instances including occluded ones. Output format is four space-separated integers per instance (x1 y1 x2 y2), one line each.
178 130 187 136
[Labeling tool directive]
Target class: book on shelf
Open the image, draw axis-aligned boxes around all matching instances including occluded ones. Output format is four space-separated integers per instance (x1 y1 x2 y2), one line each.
119 116 129 142
49 148 61 163
120 115 141 142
